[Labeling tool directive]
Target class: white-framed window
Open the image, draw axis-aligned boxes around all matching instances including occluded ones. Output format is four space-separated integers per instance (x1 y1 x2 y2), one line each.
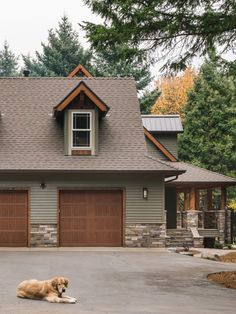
71 111 92 149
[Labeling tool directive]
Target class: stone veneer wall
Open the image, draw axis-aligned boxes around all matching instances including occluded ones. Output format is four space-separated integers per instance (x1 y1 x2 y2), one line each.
186 211 199 228
30 224 57 247
217 210 226 245
125 223 166 247
226 210 232 244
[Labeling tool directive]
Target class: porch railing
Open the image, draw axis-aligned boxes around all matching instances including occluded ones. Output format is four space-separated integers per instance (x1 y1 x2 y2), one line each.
177 210 219 229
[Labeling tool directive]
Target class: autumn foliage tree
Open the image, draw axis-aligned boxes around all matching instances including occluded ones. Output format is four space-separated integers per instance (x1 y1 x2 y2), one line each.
151 68 196 118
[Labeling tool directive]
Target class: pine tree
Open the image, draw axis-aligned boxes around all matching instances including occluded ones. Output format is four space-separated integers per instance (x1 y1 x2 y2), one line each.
22 54 53 77
140 89 160 114
178 56 236 177
93 45 152 91
83 0 236 71
23 16 152 91
23 16 92 76
0 42 19 77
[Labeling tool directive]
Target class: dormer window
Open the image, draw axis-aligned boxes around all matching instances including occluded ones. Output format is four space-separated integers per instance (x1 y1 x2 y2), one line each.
53 80 110 156
72 112 91 148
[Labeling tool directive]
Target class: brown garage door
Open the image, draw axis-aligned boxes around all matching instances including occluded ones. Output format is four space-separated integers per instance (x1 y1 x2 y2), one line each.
0 190 28 247
59 190 123 246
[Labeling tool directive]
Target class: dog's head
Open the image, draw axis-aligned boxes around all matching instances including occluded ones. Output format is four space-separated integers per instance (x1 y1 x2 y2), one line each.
51 277 69 297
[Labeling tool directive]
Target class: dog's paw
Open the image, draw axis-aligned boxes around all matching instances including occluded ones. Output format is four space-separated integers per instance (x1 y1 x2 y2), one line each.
69 297 77 304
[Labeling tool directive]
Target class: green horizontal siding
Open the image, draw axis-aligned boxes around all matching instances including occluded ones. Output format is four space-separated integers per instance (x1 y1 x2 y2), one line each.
156 134 178 158
145 138 168 160
0 173 165 224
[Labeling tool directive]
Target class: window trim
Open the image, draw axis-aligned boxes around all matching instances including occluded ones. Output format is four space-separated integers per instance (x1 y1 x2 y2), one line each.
71 111 92 149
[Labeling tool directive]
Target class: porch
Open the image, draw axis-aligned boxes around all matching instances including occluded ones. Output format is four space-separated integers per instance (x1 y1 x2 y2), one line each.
165 185 231 247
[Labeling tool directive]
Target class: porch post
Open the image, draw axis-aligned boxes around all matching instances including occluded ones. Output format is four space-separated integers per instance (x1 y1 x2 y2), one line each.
218 186 228 244
195 189 199 211
176 191 181 229
220 186 226 210
186 187 198 229
184 190 189 210
189 187 196 211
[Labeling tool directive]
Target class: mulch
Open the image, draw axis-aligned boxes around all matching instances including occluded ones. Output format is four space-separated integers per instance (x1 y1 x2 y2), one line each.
218 252 236 263
207 252 236 289
208 271 236 289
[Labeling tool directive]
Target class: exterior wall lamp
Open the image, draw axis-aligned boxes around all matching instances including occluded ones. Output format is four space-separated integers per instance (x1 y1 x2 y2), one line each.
143 187 148 199
40 182 46 189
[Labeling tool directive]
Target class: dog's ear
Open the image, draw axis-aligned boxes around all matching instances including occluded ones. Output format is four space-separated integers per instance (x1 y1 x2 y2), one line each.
64 278 69 287
51 277 59 289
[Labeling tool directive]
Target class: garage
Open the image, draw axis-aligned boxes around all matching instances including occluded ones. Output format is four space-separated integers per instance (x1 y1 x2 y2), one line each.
0 190 28 247
59 190 123 246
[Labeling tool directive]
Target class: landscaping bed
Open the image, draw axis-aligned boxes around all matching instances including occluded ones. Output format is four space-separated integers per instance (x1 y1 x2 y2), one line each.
208 271 236 289
218 252 236 263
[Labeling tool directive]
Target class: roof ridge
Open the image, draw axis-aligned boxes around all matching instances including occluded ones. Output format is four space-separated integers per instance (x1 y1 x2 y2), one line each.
177 161 236 181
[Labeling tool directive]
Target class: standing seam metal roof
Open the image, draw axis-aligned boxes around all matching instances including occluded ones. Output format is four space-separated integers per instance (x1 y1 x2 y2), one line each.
142 115 183 133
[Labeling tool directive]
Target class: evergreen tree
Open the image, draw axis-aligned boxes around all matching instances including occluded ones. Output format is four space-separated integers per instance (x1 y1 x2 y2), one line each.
178 56 236 177
0 42 19 77
23 15 92 76
83 0 236 71
22 54 54 77
23 16 152 91
93 45 152 91
140 89 160 114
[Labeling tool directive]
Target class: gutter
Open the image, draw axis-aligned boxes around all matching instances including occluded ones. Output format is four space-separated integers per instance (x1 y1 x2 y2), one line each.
165 175 179 183
0 169 184 175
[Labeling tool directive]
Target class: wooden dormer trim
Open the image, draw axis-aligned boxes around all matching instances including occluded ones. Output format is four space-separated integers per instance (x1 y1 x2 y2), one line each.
144 127 177 162
54 81 109 114
68 64 93 78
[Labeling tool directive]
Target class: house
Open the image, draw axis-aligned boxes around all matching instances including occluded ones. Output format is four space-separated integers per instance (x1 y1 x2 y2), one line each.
0 66 235 248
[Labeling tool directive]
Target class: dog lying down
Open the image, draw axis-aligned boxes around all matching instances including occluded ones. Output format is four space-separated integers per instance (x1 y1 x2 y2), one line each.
16 277 77 304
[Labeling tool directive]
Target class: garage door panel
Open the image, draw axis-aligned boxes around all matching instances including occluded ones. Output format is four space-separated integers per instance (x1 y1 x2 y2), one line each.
59 190 123 247
0 191 28 247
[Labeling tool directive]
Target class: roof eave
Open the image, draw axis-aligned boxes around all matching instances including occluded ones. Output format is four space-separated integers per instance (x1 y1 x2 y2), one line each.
167 181 236 187
0 169 185 175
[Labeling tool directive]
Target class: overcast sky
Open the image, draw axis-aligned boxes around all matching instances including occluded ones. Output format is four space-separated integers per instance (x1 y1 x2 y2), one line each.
0 0 162 83
0 0 100 55
0 0 235 84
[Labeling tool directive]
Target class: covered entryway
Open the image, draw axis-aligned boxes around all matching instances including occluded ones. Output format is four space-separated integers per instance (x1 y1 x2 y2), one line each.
59 190 123 246
0 190 28 247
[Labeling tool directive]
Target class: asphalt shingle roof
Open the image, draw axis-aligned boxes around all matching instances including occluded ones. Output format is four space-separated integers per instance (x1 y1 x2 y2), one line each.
0 77 182 174
166 162 236 185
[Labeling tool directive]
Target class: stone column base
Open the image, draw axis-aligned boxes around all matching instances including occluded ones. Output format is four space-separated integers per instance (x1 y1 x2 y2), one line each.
125 223 166 247
186 211 199 228
30 224 57 247
217 210 226 245
226 210 232 244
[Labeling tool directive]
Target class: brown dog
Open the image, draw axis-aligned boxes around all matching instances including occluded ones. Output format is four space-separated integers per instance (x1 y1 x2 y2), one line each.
16 277 77 303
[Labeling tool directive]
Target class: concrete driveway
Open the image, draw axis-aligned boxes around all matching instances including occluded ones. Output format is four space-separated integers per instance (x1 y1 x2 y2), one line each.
0 249 235 314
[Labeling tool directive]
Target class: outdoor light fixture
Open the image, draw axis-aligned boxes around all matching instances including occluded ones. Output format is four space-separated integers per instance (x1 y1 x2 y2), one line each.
40 182 46 189
143 187 148 199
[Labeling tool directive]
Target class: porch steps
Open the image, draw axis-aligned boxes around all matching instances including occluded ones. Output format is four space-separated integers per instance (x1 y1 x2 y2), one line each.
166 229 193 247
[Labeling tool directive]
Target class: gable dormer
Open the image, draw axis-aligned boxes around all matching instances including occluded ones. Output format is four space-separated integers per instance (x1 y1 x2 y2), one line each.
67 64 93 78
54 81 109 156
142 115 183 161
